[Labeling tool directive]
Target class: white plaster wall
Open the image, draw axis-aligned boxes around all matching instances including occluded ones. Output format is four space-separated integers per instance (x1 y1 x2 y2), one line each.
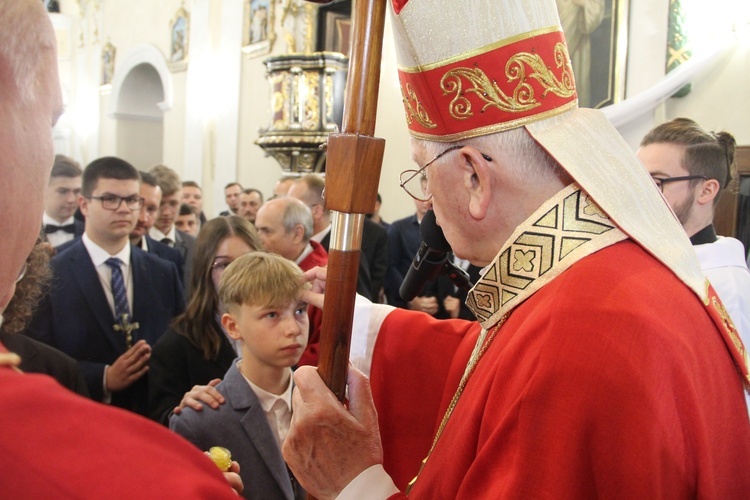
56 0 750 222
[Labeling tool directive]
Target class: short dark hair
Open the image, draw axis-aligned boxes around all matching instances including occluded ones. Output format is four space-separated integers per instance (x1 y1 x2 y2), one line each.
242 188 264 203
183 180 201 191
50 154 82 179
179 203 197 217
82 157 139 197
139 170 158 188
224 182 243 191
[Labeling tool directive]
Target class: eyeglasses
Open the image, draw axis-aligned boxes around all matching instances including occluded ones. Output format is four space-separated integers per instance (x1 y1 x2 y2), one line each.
89 195 144 210
399 145 493 202
651 175 707 193
211 259 234 273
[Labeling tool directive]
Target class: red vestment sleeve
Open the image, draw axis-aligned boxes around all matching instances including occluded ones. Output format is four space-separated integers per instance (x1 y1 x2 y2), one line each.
369 308 480 490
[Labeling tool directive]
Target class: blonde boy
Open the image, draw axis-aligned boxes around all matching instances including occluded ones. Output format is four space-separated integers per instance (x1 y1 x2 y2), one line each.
170 252 308 499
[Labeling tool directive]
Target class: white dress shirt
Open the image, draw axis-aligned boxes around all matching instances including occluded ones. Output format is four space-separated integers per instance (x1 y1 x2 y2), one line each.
81 234 134 401
241 365 294 448
311 224 331 245
149 225 177 247
43 213 76 248
81 234 134 316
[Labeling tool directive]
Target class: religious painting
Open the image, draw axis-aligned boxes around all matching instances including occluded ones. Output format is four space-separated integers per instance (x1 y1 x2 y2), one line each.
324 11 352 56
555 0 629 109
101 41 116 87
315 0 352 55
242 0 277 57
169 6 190 71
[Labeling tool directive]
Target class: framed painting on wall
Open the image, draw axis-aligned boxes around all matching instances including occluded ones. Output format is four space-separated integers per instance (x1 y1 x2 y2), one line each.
101 41 116 87
315 0 351 55
169 6 190 71
242 0 277 57
555 0 628 109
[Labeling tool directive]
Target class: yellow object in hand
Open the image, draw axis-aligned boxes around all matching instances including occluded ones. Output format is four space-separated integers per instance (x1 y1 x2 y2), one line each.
208 446 232 472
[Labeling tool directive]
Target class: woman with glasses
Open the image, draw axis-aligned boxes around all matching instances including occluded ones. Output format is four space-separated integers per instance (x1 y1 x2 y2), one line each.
149 216 262 425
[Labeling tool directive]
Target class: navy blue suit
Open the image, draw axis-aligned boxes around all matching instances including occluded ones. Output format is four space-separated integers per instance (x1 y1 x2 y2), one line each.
144 235 185 284
26 240 185 415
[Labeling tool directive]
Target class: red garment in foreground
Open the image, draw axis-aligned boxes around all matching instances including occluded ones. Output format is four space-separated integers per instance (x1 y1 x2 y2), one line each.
371 240 750 498
298 240 329 367
0 357 237 498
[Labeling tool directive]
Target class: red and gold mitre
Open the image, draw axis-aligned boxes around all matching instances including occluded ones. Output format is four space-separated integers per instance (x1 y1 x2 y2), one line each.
388 0 749 386
391 0 578 142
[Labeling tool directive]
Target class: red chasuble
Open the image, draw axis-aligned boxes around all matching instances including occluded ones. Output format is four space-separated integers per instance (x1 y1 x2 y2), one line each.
371 240 750 497
0 358 237 497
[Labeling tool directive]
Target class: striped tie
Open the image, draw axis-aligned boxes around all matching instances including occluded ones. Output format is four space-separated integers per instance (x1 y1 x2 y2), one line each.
105 257 130 319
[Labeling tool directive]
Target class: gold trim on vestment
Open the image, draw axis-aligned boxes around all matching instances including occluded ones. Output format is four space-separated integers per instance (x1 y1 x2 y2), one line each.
468 184 626 329
406 184 627 493
407 101 578 143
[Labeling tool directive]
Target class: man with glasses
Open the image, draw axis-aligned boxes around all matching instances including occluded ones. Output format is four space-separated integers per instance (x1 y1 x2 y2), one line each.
280 0 750 498
27 156 185 416
638 118 750 405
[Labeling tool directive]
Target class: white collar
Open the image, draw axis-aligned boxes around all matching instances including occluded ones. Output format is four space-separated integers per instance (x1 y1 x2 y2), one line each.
310 225 331 244
42 213 75 227
295 243 314 265
242 365 294 414
82 233 131 267
149 225 176 243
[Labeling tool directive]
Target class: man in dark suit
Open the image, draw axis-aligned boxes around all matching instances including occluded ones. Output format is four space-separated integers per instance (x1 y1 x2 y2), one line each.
149 165 195 287
130 171 185 282
42 154 84 248
385 189 453 318
26 157 185 416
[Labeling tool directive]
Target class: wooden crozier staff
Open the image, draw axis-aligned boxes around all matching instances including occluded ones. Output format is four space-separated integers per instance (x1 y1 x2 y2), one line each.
307 0 387 401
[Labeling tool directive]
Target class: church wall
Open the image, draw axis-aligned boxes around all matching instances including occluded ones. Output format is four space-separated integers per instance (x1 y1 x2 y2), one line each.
56 0 749 222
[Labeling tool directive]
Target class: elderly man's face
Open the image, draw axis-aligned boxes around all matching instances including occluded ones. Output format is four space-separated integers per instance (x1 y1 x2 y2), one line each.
0 1 64 308
255 201 300 261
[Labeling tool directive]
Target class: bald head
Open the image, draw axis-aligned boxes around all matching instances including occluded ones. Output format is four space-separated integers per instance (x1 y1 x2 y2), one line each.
0 0 63 309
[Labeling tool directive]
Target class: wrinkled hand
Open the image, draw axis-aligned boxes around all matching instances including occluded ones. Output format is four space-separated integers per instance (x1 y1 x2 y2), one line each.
443 295 461 319
106 340 151 392
173 378 225 415
300 266 327 309
409 295 439 315
282 365 383 500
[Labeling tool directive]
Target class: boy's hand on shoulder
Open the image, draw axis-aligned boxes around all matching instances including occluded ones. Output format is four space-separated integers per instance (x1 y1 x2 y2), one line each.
173 378 225 414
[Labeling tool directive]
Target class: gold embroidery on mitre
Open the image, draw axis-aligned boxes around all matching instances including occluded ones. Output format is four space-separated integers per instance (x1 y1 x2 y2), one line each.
440 43 575 121
401 83 437 129
467 185 626 328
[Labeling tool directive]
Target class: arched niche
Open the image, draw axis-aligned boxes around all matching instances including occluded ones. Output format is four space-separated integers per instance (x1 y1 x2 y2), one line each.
110 44 173 116
109 44 172 167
